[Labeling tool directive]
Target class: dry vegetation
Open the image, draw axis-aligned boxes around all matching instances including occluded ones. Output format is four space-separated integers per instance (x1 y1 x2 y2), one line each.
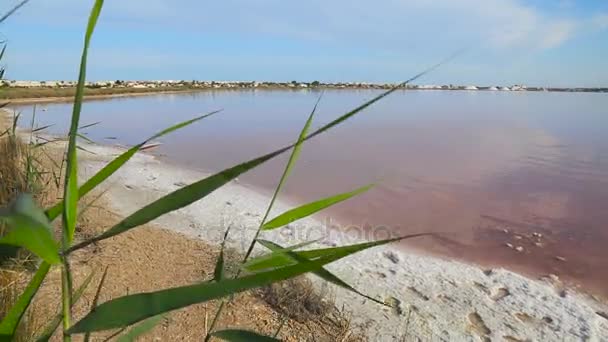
0 86 198 101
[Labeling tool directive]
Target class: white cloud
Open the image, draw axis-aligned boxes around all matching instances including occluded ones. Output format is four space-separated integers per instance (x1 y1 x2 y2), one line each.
9 0 582 52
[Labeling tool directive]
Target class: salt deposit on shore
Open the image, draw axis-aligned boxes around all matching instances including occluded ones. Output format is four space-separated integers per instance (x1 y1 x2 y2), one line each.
76 141 608 341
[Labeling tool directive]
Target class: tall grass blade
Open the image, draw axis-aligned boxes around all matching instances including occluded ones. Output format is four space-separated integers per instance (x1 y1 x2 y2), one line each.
212 329 280 341
31 124 54 133
0 0 29 24
243 97 320 260
0 262 51 339
83 267 109 342
62 0 104 244
76 133 95 144
35 270 97 342
245 233 431 272
66 146 289 253
241 239 320 271
257 239 384 305
45 111 219 221
68 235 404 334
214 226 231 281
115 315 165 342
0 194 60 264
262 184 373 230
79 121 101 130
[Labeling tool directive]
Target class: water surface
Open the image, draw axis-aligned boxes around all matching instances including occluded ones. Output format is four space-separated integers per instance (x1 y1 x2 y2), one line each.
13 90 608 297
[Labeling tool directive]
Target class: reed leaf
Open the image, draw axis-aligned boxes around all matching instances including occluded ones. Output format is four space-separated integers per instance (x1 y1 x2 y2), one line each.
62 0 104 245
76 133 95 144
0 194 60 264
67 234 400 334
66 146 289 253
241 239 320 271
214 226 231 281
35 270 97 342
245 233 431 272
45 111 219 221
79 121 101 130
0 262 51 340
262 184 373 230
243 97 320 261
257 239 384 305
115 315 165 342
212 329 280 341
0 0 29 24
83 267 109 342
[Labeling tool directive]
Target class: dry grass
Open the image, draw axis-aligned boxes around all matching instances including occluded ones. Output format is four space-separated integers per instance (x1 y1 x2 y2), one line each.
0 131 35 341
0 86 197 100
257 277 367 341
0 131 27 205
0 268 36 341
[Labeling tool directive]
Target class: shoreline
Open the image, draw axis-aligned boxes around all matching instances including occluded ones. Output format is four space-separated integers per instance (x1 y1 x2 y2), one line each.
2 84 607 105
76 139 608 341
3 108 608 340
1 89 205 104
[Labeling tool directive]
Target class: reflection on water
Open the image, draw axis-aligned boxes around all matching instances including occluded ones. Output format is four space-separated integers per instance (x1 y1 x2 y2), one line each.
13 90 608 297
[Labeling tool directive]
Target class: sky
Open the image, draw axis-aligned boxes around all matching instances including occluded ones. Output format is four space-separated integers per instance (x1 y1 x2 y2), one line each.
0 0 607 87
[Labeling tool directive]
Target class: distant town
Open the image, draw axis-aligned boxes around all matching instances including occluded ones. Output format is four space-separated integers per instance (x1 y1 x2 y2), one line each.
1 79 607 93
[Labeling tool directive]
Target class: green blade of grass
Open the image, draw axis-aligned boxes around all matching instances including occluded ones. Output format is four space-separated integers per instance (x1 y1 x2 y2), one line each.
115 315 165 342
45 111 219 221
66 146 290 253
243 96 320 261
0 194 60 264
76 133 95 144
83 267 109 342
244 233 431 272
0 0 29 24
212 329 280 341
67 235 404 334
257 239 385 305
79 121 101 130
262 184 373 230
31 124 54 133
241 239 320 271
0 262 51 339
213 226 231 281
62 0 104 246
61 3 105 341
35 270 97 342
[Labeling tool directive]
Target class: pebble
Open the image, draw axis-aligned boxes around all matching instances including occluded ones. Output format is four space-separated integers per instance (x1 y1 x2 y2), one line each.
515 246 524 252
505 243 514 249
554 256 567 262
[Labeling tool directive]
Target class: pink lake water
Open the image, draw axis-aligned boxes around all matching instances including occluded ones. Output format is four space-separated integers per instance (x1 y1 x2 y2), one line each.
14 89 608 297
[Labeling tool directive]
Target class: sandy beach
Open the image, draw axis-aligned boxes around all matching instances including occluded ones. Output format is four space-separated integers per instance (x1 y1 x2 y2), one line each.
73 138 608 341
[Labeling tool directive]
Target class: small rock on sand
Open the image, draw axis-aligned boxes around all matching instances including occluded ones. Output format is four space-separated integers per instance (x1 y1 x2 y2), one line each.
384 296 402 316
383 251 400 264
515 246 524 252
554 256 567 262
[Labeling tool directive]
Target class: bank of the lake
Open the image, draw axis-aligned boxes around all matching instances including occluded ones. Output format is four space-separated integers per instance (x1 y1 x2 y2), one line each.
75 136 608 341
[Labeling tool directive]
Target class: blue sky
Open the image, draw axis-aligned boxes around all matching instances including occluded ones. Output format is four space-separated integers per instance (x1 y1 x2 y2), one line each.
1 0 607 87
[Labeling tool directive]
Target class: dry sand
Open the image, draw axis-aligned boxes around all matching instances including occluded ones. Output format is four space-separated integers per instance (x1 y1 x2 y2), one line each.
75 140 608 342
